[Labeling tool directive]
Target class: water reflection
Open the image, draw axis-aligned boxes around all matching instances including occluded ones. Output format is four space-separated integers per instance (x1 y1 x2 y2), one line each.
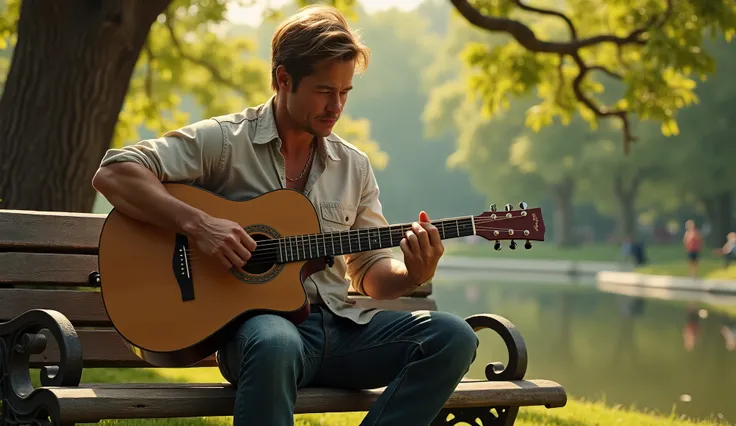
432 277 736 423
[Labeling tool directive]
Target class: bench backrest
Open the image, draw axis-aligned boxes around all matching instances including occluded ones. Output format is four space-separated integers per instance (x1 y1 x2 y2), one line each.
0 209 435 369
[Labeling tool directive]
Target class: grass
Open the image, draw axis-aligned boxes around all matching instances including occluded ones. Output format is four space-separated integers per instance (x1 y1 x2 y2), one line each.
56 367 730 426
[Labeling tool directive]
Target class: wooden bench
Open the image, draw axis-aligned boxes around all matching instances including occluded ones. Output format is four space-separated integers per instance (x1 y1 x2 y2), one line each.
0 209 567 425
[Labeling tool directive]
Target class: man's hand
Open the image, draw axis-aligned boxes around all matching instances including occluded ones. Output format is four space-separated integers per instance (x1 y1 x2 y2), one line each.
189 215 258 270
400 211 444 286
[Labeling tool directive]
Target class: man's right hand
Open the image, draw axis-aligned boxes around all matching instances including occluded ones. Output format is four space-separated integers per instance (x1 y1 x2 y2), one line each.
190 215 257 270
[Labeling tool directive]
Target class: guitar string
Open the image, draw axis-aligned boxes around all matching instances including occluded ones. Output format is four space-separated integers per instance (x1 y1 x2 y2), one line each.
183 224 537 263
181 216 538 259
182 214 535 252
182 223 535 256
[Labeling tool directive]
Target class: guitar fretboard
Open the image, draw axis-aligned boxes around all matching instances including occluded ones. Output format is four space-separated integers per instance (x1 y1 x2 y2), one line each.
272 216 475 263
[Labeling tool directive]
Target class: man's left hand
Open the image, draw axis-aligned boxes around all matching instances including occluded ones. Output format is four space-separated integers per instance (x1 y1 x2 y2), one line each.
400 211 444 286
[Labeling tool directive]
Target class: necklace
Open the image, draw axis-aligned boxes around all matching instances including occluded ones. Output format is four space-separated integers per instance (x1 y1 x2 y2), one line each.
285 141 315 182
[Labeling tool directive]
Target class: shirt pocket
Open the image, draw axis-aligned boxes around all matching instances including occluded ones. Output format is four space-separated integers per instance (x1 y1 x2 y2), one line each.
319 202 357 231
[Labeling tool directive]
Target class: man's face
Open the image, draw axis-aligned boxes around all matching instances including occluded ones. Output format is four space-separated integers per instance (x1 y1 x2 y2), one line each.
284 59 354 137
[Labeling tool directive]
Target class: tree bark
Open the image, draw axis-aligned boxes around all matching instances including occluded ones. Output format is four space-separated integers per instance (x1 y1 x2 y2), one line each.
612 172 641 239
702 191 733 248
0 0 171 212
553 178 575 247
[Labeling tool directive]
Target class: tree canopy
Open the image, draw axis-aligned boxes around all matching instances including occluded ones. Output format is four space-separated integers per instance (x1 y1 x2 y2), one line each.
447 0 736 154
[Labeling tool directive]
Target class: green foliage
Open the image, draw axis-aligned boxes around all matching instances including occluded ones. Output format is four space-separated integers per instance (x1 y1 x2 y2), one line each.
0 0 385 169
454 0 736 149
331 114 388 169
114 0 272 149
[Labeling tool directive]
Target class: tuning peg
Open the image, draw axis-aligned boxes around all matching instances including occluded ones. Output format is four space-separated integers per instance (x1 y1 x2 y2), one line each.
524 240 532 250
494 241 501 251
509 240 517 250
490 203 497 212
504 203 512 211
519 201 528 210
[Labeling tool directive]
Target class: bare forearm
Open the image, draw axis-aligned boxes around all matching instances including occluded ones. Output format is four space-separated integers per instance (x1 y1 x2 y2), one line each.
361 257 421 300
92 162 206 235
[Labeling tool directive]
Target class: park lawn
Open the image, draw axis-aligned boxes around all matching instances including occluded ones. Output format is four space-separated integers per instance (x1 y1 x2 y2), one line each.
635 260 736 280
442 241 685 263
64 367 730 426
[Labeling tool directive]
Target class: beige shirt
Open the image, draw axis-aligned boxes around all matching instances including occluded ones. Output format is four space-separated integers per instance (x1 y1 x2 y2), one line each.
99 96 396 324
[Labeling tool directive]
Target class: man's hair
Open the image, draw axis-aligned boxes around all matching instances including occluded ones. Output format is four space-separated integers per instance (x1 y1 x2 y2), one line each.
270 5 370 92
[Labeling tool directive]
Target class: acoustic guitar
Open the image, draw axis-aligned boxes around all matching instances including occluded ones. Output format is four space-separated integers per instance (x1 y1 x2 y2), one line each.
97 183 545 367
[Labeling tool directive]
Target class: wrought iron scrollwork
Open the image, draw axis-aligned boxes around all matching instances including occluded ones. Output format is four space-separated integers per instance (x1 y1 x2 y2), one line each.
432 406 520 426
430 314 528 426
464 314 528 381
0 309 83 425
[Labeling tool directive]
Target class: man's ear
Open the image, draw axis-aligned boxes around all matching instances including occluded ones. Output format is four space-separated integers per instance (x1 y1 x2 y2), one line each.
276 65 290 91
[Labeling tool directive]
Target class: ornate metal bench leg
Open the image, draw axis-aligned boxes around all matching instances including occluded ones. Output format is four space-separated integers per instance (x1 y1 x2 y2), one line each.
0 309 82 425
431 314 528 426
432 406 519 426
464 314 528 381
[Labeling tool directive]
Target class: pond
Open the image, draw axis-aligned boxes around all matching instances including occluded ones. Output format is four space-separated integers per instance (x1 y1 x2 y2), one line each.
431 274 736 424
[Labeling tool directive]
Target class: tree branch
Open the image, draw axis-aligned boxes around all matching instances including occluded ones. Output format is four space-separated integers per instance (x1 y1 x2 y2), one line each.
450 0 674 154
163 14 248 97
511 0 577 40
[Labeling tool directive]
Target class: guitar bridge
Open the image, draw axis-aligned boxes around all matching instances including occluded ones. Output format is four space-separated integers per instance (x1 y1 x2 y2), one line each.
173 233 194 301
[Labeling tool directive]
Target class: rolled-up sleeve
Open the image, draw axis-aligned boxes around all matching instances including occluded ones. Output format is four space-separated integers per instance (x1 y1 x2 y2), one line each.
345 155 396 295
99 118 226 183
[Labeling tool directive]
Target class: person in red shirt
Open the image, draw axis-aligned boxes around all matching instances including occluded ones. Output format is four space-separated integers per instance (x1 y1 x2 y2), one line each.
683 220 703 277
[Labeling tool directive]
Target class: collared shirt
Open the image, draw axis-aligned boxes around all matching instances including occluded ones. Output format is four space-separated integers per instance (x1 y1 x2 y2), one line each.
98 96 396 324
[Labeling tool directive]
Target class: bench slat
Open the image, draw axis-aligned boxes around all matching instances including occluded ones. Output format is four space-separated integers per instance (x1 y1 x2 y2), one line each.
0 210 105 253
47 380 567 423
0 253 98 285
31 329 218 369
0 252 432 296
0 289 437 326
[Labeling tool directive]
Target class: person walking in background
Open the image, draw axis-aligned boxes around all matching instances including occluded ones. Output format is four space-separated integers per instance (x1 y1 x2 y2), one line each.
683 220 703 277
714 232 736 268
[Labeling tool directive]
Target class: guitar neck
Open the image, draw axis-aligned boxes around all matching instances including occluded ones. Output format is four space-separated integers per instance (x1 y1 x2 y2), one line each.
267 216 476 264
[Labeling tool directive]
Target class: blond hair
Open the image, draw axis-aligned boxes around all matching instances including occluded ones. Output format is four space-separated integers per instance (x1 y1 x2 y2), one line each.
270 5 370 91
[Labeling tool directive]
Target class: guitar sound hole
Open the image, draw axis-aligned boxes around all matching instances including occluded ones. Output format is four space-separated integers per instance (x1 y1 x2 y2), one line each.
242 233 275 275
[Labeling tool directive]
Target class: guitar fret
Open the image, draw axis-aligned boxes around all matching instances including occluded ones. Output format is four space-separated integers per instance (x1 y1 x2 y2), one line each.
270 215 495 263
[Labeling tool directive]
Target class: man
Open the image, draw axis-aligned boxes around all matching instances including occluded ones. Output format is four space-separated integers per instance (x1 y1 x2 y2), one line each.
92 5 478 426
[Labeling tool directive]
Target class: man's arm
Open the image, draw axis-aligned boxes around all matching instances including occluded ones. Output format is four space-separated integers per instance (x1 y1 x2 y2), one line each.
345 156 442 300
92 119 255 270
93 161 209 234
361 213 442 300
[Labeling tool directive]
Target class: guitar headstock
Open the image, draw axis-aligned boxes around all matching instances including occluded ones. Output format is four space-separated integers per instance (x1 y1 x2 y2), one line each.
474 202 545 250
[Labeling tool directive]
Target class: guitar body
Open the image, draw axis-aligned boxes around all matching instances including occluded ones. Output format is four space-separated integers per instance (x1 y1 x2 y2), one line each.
98 184 322 367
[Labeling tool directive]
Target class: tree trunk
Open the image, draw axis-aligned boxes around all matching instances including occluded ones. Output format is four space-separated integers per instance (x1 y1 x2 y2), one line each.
612 173 641 239
553 178 575 247
0 0 171 212
702 191 733 248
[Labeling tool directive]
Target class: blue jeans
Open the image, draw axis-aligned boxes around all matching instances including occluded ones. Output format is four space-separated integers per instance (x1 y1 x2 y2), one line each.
217 305 479 426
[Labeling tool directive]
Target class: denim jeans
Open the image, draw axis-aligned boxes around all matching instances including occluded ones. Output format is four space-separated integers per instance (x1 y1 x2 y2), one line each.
217 305 479 426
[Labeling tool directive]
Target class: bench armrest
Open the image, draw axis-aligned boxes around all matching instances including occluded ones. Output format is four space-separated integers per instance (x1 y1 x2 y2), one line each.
464 314 528 381
0 308 83 397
